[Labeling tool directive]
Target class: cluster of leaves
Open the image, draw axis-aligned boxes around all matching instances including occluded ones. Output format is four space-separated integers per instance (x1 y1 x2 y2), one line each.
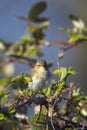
0 1 49 59
0 66 87 130
64 14 87 43
58 14 87 58
0 1 87 130
0 1 87 60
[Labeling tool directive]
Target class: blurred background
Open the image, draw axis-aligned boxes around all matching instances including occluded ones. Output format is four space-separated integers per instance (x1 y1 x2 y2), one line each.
0 0 87 94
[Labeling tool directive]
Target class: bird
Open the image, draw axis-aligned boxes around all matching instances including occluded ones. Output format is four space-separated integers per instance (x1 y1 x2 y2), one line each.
28 60 50 92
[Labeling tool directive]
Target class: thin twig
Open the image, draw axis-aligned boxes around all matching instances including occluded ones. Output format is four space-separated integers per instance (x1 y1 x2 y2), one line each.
50 109 55 130
0 55 36 68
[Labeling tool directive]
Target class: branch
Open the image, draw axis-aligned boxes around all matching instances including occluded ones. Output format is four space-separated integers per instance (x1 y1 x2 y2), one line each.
0 55 36 68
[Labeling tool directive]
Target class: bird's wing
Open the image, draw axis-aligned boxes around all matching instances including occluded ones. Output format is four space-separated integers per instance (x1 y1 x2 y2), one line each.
28 69 35 77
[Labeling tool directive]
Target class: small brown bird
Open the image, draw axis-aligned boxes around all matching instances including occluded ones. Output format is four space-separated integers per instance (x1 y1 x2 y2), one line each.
28 60 50 92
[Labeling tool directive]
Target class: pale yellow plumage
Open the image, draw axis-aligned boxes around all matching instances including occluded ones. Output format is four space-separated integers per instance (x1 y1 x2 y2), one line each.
28 60 50 92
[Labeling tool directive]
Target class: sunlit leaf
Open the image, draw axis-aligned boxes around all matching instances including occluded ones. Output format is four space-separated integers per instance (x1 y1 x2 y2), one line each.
0 114 5 120
27 46 36 58
11 76 20 83
53 68 61 75
24 77 32 83
8 107 16 114
0 78 9 90
54 81 65 96
53 67 67 81
72 117 78 123
41 21 50 29
80 104 87 117
60 68 67 81
68 67 77 75
72 88 81 97
21 35 34 45
26 25 38 33
45 86 52 97
53 67 76 82
69 14 85 29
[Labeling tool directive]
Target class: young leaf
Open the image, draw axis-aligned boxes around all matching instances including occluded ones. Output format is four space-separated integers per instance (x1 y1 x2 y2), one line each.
53 68 61 75
41 21 50 29
69 14 85 30
53 67 67 81
26 25 38 33
68 67 77 75
0 114 5 120
60 68 67 81
24 77 32 83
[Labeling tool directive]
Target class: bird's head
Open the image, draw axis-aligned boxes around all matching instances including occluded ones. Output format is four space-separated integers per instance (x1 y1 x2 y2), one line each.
35 60 48 71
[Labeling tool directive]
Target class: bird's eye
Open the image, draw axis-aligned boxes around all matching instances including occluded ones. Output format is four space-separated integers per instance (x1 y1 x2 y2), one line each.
37 64 40 67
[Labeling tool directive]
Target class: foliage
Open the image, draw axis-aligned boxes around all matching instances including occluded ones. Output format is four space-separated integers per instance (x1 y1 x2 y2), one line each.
0 1 87 130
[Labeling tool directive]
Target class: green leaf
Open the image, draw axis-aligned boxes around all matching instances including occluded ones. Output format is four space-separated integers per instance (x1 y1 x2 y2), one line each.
53 67 76 81
69 14 79 21
11 76 19 83
30 17 49 23
53 67 67 81
8 107 15 114
26 25 38 33
72 88 81 97
45 86 52 97
21 35 34 45
54 81 65 96
27 46 36 58
0 78 9 90
68 67 77 75
53 68 61 75
72 117 78 123
29 1 47 21
0 114 5 120
36 49 43 57
24 77 32 83
81 104 87 117
60 68 67 81
41 21 50 29
0 93 9 106
69 34 79 43
11 73 30 90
